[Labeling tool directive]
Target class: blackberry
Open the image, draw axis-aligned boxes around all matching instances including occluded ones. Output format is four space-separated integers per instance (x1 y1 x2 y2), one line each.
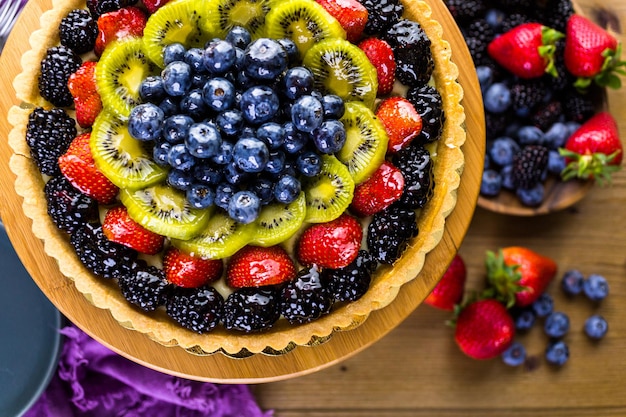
542 0 575 32
280 265 334 324
367 206 418 264
563 89 596 123
86 0 138 17
118 261 171 312
406 84 444 144
222 287 280 332
70 222 138 279
465 19 495 43
500 13 536 34
383 19 433 87
464 36 490 67
531 101 562 131
444 0 487 24
512 145 549 189
38 45 82 107
25 107 77 175
45 176 99 233
323 250 377 302
510 80 547 116
392 144 434 209
166 286 224 333
359 0 403 36
545 39 573 92
485 111 513 141
59 9 98 54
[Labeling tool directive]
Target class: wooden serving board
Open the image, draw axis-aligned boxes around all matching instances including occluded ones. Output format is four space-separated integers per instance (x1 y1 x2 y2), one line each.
0 0 484 382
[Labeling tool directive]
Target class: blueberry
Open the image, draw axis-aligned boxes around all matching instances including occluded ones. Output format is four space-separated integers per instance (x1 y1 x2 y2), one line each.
257 122 285 150
274 174 301 204
211 141 234 165
191 73 210 89
291 95 324 133
187 183 215 209
547 150 566 175
244 38 288 80
584 314 608 340
167 143 196 171
476 65 493 93
485 8 505 30
283 67 314 100
531 293 554 317
296 150 322 177
234 47 245 70
184 47 205 73
249 178 275 205
484 82 511 114
516 183 544 207
139 75 166 103
128 103 164 141
565 121 581 137
179 88 207 120
203 39 236 74
265 150 286 175
225 26 252 49
153 141 171 166
501 341 526 367
500 164 515 190
311 119 346 154
162 61 192 96
583 274 609 301
163 114 194 144
544 311 570 338
202 77 236 112
235 68 255 90
544 122 569 149
321 94 345 119
480 169 502 196
224 161 251 184
517 125 545 146
560 269 585 296
489 136 520 166
216 109 244 136
216 183 236 210
240 85 280 124
163 42 187 65
159 97 180 117
233 137 270 173
167 169 194 190
193 164 223 185
228 190 261 223
545 340 569 366
514 308 536 331
283 122 309 154
186 122 222 158
278 38 299 63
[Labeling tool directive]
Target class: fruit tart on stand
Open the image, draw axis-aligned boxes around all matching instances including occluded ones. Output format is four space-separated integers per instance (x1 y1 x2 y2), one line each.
8 0 467 355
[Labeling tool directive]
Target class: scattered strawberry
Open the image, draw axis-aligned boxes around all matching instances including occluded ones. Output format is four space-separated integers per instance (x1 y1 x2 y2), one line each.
163 247 223 288
486 246 558 308
142 0 171 14
350 161 404 217
94 6 147 56
102 206 165 254
68 61 102 128
296 214 363 269
226 245 297 288
358 37 396 96
58 132 119 204
564 14 626 90
454 299 515 360
425 254 467 311
560 112 623 184
315 0 368 43
487 23 564 79
376 97 422 153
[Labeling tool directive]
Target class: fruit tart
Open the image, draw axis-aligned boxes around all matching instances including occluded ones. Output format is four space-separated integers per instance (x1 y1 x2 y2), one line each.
8 0 466 355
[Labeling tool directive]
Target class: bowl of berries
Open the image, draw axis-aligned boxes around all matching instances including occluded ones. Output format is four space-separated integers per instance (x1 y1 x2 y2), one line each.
445 0 624 215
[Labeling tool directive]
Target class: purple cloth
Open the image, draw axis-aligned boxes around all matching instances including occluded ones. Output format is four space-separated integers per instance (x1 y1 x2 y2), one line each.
24 325 273 417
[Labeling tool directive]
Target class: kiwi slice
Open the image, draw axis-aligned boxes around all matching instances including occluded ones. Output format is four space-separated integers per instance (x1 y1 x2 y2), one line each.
302 38 378 109
249 191 306 247
120 183 213 240
337 102 389 184
96 37 158 119
171 210 255 259
143 0 215 67
91 111 168 189
264 0 345 57
207 0 272 39
302 155 354 223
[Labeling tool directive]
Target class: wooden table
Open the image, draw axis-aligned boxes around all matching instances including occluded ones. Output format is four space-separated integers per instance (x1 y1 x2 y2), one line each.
253 1 626 416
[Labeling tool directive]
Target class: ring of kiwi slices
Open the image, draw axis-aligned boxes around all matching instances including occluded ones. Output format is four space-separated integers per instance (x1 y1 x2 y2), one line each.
9 0 466 354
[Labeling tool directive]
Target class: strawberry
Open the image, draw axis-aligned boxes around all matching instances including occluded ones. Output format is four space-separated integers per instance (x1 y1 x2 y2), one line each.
454 299 515 360
296 214 363 269
350 161 404 217
486 247 558 308
163 248 223 288
560 112 623 185
102 206 165 254
564 14 626 90
94 6 147 56
226 245 296 288
487 23 564 79
424 254 467 311
358 37 396 96
58 132 119 204
315 0 368 43
68 61 102 128
142 0 171 14
375 97 422 153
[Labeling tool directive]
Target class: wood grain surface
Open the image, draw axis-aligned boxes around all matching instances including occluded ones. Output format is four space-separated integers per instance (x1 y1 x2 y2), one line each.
254 0 626 415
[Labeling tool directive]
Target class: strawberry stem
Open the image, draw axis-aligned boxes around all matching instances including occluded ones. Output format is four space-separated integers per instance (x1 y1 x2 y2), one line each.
539 26 564 78
559 148 622 186
484 250 526 309
576 43 626 91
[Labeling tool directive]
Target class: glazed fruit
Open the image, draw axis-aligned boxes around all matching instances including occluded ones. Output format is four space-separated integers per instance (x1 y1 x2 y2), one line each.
350 161 404 217
103 206 165 254
26 107 77 176
280 265 334 324
38 46 82 107
67 61 103 128
118 261 171 311
376 96 423 153
226 245 296 288
163 247 224 288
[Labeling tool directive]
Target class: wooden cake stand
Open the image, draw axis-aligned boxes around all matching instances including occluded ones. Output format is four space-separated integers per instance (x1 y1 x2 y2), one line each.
0 0 484 383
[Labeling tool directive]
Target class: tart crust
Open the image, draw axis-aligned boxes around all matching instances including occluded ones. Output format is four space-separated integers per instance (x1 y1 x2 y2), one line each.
8 0 465 355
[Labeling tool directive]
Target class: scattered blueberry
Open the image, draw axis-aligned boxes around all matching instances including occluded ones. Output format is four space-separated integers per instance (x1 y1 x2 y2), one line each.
476 65 493 93
311 119 346 154
544 311 570 339
159 96 180 117
517 125 545 146
228 190 261 224
547 150 566 175
483 82 511 114
584 314 608 340
489 136 520 167
516 183 544 207
532 293 554 318
203 39 237 74
500 164 515 190
501 341 527 367
561 269 585 296
544 122 570 149
583 274 609 301
162 61 192 97
265 150 286 175
545 340 569 366
163 42 187 66
128 103 164 141
514 308 536 332
480 169 502 196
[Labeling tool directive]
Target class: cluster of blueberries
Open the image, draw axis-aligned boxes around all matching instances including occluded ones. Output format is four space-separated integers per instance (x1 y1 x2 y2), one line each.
127 26 348 224
502 270 609 367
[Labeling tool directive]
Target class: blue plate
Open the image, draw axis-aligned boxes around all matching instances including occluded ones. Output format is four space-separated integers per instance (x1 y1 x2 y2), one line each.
0 223 62 417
